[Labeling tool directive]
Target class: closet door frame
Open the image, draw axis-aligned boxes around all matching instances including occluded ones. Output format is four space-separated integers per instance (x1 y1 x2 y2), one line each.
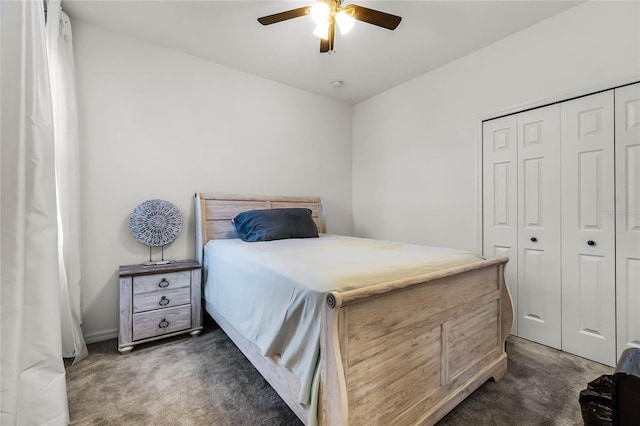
479 79 639 344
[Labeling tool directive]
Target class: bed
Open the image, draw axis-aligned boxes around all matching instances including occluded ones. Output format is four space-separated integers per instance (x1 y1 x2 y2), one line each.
195 193 512 425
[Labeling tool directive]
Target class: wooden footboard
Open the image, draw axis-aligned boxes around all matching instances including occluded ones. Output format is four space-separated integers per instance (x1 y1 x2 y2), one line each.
320 257 512 425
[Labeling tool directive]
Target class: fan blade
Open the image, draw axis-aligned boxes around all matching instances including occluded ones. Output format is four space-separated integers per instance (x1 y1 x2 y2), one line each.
258 6 310 25
348 4 401 30
320 38 329 53
319 20 335 53
329 20 335 51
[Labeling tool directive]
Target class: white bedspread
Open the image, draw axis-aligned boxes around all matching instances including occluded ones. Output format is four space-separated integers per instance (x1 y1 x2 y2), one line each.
202 234 483 420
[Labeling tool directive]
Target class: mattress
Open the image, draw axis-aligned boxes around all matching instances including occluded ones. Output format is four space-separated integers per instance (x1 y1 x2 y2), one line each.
202 234 483 421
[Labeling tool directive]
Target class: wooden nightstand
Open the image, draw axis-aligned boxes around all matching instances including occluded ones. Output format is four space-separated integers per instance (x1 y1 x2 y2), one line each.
118 260 202 354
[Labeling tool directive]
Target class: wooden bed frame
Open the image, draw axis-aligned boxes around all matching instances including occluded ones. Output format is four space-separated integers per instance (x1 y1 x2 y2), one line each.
195 193 513 425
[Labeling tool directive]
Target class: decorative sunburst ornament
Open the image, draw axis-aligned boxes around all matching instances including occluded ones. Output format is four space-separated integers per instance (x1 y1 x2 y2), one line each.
129 199 183 264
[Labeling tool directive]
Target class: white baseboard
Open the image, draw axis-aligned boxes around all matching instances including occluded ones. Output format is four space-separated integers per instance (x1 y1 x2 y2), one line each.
84 328 118 344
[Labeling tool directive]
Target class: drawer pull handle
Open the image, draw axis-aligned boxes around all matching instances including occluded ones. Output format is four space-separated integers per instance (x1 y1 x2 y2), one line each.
158 319 169 328
159 296 170 306
530 237 538 243
158 278 169 288
587 240 596 246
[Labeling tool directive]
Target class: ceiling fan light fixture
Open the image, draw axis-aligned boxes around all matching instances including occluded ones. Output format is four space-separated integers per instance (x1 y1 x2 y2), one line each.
257 1 402 54
310 1 330 24
335 10 355 34
312 21 330 40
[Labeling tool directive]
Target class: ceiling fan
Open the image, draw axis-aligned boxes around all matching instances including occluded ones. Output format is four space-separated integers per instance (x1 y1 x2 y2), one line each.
257 0 402 53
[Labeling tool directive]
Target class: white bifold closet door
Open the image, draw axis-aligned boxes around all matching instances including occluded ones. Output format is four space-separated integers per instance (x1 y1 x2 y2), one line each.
561 90 616 366
483 116 518 334
516 106 562 349
615 83 640 358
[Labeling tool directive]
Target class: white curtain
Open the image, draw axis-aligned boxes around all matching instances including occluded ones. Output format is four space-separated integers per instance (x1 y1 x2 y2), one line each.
46 0 88 363
0 0 84 423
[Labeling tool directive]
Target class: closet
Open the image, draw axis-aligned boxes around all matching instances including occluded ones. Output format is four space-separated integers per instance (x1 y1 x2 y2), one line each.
483 82 640 367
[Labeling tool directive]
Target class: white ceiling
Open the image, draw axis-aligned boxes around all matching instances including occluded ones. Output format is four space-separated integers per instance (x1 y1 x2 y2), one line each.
63 0 583 105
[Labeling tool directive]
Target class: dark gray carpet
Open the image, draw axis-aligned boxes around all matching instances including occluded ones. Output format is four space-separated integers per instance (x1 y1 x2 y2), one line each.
66 325 611 425
439 336 611 425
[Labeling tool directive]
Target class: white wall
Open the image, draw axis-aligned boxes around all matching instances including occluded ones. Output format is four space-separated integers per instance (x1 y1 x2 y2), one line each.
73 22 353 340
352 1 640 252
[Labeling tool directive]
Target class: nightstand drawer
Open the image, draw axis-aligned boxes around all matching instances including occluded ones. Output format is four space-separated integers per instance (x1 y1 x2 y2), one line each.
132 304 191 341
133 270 190 294
133 287 190 313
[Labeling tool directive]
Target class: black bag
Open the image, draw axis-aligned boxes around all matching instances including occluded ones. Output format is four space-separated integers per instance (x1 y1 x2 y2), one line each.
612 348 640 425
580 374 613 425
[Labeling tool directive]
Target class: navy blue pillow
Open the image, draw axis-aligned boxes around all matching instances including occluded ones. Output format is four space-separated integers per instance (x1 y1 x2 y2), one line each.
232 208 319 242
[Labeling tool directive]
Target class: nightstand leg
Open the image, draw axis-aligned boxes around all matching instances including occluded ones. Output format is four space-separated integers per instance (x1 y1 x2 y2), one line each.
189 330 201 337
118 345 134 354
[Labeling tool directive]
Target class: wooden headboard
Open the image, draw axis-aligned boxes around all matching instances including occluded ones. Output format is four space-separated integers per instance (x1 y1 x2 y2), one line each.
194 193 325 264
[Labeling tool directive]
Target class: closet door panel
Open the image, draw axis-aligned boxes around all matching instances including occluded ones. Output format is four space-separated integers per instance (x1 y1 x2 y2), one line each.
483 115 518 333
516 105 561 349
616 82 640 358
561 91 616 366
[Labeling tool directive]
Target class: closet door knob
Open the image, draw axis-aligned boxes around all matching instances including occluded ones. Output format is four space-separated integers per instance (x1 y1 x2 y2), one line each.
530 237 538 243
587 240 596 246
